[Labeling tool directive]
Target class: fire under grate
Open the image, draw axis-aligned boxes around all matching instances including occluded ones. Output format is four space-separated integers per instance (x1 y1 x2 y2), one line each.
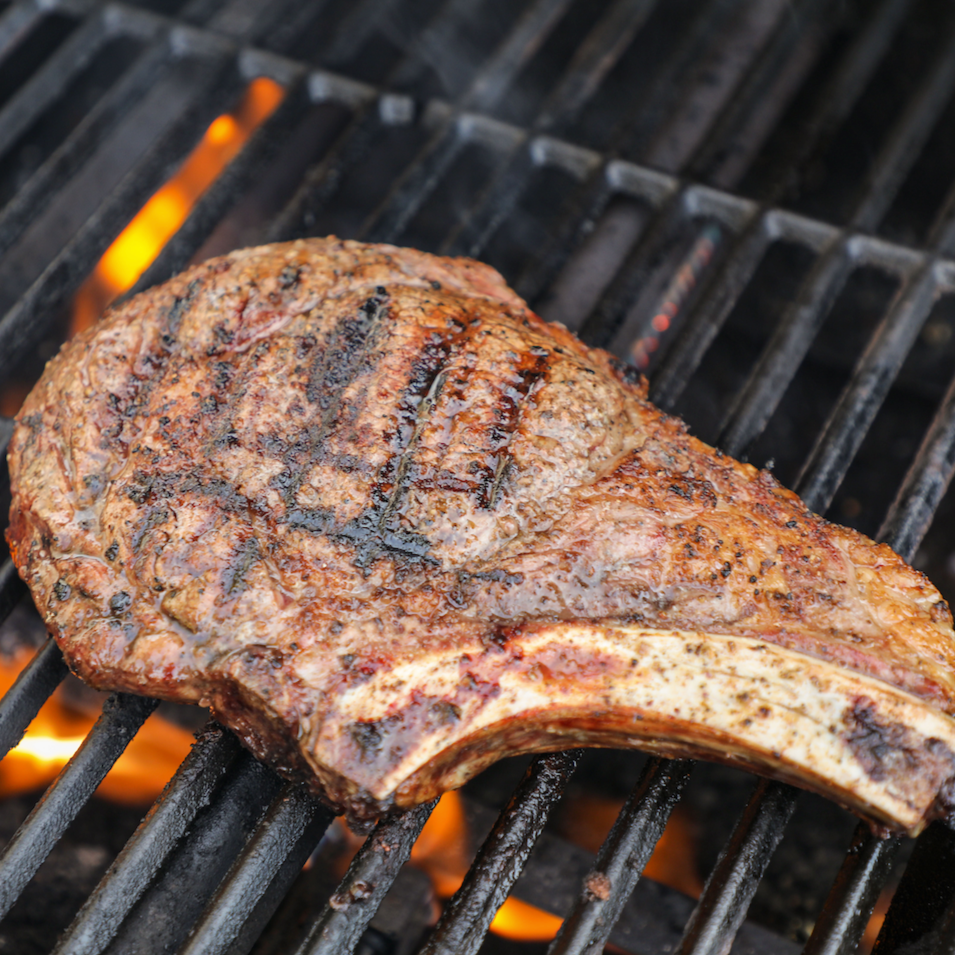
2 0 955 952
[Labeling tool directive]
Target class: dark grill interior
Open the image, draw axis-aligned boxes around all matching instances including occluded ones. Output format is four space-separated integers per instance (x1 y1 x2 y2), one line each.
3 0 955 952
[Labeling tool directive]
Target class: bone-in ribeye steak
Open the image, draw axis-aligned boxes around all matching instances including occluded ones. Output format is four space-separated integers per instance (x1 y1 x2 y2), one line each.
9 237 955 833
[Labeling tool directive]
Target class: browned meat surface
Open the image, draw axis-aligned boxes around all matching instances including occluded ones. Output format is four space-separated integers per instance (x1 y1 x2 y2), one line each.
8 237 955 833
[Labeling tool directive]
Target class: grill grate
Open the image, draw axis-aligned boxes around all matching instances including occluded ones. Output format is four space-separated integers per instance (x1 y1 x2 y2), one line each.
2 0 955 953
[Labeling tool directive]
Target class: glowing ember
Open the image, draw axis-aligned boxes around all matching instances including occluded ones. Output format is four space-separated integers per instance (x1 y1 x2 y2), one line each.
631 225 719 369
0 648 193 804
70 76 285 336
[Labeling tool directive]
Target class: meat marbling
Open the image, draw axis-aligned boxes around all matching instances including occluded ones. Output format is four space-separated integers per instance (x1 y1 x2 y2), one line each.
8 237 955 833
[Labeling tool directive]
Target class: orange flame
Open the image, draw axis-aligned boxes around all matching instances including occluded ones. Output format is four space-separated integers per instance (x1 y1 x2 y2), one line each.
410 789 471 899
408 787 703 943
558 792 702 898
861 886 894 954
3 80 286 792
71 76 285 336
0 648 193 804
409 791 564 941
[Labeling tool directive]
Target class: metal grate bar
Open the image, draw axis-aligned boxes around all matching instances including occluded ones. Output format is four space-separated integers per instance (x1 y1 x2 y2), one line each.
265 96 382 243
0 413 12 458
385 0 487 93
440 0 658 258
869 822 955 954
440 137 535 259
181 783 335 955
296 799 436 955
717 236 853 457
257 0 336 58
0 638 66 761
514 169 617 303
794 262 942 513
127 69 310 296
0 556 27 631
52 723 242 955
547 757 694 955
178 0 228 27
461 0 573 113
650 213 774 410
801 825 900 955
759 0 914 206
0 8 110 163
850 24 955 234
677 779 798 955
105 748 283 955
878 364 955 560
578 187 699 349
609 0 737 162
0 692 157 919
685 0 830 183
534 0 659 133
603 187 762 360
314 0 397 68
0 1 48 66
0 50 242 382
206 0 304 45
650 206 839 407
0 26 172 261
360 116 464 245
440 0 609 258
420 750 580 955
932 893 955 955
510 155 678 308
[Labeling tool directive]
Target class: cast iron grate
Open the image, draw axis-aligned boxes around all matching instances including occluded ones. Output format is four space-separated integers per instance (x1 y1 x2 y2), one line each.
0 0 955 952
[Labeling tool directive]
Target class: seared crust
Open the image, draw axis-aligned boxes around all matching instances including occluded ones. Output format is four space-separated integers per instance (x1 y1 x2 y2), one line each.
8 237 955 831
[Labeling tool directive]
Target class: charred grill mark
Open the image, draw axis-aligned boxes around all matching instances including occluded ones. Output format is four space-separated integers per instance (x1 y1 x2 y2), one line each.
125 468 249 513
481 346 550 509
164 280 201 347
306 293 388 407
108 281 204 442
334 317 475 573
378 336 458 515
287 506 334 533
335 310 500 574
335 337 553 571
279 292 390 509
204 340 272 455
486 455 512 511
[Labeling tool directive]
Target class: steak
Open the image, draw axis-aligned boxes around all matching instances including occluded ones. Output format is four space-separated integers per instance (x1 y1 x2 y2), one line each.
8 237 955 833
